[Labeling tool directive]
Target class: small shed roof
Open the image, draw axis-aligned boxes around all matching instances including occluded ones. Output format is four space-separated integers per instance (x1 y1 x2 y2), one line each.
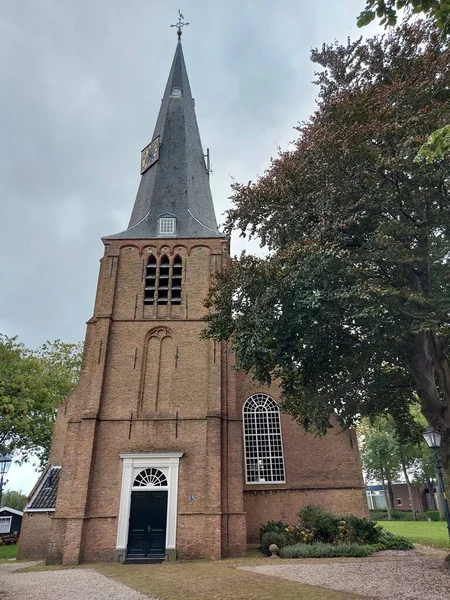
0 507 23 517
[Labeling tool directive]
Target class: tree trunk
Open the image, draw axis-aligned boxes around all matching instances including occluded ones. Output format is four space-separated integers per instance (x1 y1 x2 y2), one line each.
401 459 417 519
435 468 445 520
381 476 392 520
410 330 450 488
426 478 437 510
387 478 395 513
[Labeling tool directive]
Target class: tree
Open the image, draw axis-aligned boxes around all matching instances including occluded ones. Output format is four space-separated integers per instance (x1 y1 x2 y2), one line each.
361 427 400 519
0 490 27 511
0 335 82 466
357 1 450 37
360 415 423 518
358 5 450 163
204 22 450 483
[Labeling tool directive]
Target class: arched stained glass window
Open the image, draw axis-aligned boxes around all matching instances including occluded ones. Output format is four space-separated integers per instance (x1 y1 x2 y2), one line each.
133 468 168 487
243 394 285 483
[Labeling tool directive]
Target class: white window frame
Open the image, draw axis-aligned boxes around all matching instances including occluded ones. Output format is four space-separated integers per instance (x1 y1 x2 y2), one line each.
243 394 286 484
158 217 176 236
116 453 183 556
0 516 12 534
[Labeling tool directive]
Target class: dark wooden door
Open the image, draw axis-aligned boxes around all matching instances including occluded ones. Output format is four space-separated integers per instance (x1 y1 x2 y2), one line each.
127 491 168 559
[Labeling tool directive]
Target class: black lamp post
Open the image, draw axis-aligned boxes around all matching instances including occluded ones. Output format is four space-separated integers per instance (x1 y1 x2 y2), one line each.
423 428 450 540
0 455 12 507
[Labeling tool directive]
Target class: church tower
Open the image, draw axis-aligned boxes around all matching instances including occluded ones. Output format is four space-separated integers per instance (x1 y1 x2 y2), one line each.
19 19 367 565
20 24 246 564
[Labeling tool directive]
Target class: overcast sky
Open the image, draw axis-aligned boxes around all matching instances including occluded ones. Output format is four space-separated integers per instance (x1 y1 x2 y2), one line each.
1 1 380 493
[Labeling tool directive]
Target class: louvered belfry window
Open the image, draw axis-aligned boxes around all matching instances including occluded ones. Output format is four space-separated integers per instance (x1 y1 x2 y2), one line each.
171 255 182 304
144 255 157 305
157 255 170 305
144 255 183 306
243 394 285 484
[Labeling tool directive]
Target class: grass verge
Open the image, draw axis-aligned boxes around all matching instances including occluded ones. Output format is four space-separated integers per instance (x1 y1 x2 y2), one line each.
377 521 450 549
95 559 365 600
0 544 18 560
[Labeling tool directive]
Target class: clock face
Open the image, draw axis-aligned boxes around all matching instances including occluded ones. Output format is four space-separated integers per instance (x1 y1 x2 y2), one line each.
141 137 160 174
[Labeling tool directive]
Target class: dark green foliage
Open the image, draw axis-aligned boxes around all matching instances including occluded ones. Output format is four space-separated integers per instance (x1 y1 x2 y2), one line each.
204 20 450 482
0 490 27 511
298 505 339 544
280 542 375 559
426 510 441 521
369 510 385 521
260 531 287 555
391 509 412 521
342 515 381 544
370 509 428 521
280 531 414 558
298 505 381 545
357 0 450 38
259 520 288 542
415 513 429 521
263 506 414 557
377 529 415 550
0 335 83 465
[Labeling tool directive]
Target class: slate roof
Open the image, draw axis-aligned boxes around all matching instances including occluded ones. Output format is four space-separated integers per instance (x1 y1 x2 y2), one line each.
27 466 60 510
104 39 224 240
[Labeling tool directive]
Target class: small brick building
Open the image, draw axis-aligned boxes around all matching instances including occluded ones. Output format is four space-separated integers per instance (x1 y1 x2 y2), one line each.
19 32 366 565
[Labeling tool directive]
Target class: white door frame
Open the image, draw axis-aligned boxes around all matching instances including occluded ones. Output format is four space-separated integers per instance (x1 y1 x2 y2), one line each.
116 452 183 555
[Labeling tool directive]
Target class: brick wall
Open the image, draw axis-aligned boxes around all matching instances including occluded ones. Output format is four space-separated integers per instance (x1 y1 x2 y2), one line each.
18 513 52 560
24 234 366 563
235 375 367 542
244 487 368 542
44 238 233 563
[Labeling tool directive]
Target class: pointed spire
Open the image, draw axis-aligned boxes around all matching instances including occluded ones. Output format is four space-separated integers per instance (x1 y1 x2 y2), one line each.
105 33 222 241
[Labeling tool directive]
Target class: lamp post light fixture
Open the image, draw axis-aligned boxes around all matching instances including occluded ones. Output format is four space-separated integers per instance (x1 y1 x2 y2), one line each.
0 455 12 507
423 428 450 540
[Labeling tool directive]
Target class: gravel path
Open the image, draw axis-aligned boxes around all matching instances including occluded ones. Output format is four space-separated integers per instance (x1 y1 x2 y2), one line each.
0 562 155 600
242 550 450 600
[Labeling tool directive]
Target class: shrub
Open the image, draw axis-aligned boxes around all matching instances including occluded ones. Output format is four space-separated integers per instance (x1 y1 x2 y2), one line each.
427 510 440 521
369 510 389 521
299 505 382 545
370 509 428 522
391 509 409 520
298 505 339 544
261 531 287 555
280 542 374 559
259 520 288 542
284 525 314 546
340 515 381 544
377 530 414 551
415 512 428 521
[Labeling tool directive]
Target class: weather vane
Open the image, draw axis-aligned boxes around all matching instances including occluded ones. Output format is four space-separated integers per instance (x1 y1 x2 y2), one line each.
171 9 189 38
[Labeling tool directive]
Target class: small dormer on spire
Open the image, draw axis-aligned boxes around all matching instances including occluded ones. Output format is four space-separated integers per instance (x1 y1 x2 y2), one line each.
170 9 189 39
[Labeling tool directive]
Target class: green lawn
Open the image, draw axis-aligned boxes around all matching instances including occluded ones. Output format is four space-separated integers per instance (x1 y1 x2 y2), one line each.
0 544 18 559
377 521 450 549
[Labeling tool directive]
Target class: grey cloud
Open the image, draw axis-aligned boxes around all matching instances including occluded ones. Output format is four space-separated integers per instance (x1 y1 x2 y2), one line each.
1 0 378 348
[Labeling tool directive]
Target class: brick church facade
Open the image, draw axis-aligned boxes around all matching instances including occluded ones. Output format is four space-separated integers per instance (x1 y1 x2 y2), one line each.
19 32 366 564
